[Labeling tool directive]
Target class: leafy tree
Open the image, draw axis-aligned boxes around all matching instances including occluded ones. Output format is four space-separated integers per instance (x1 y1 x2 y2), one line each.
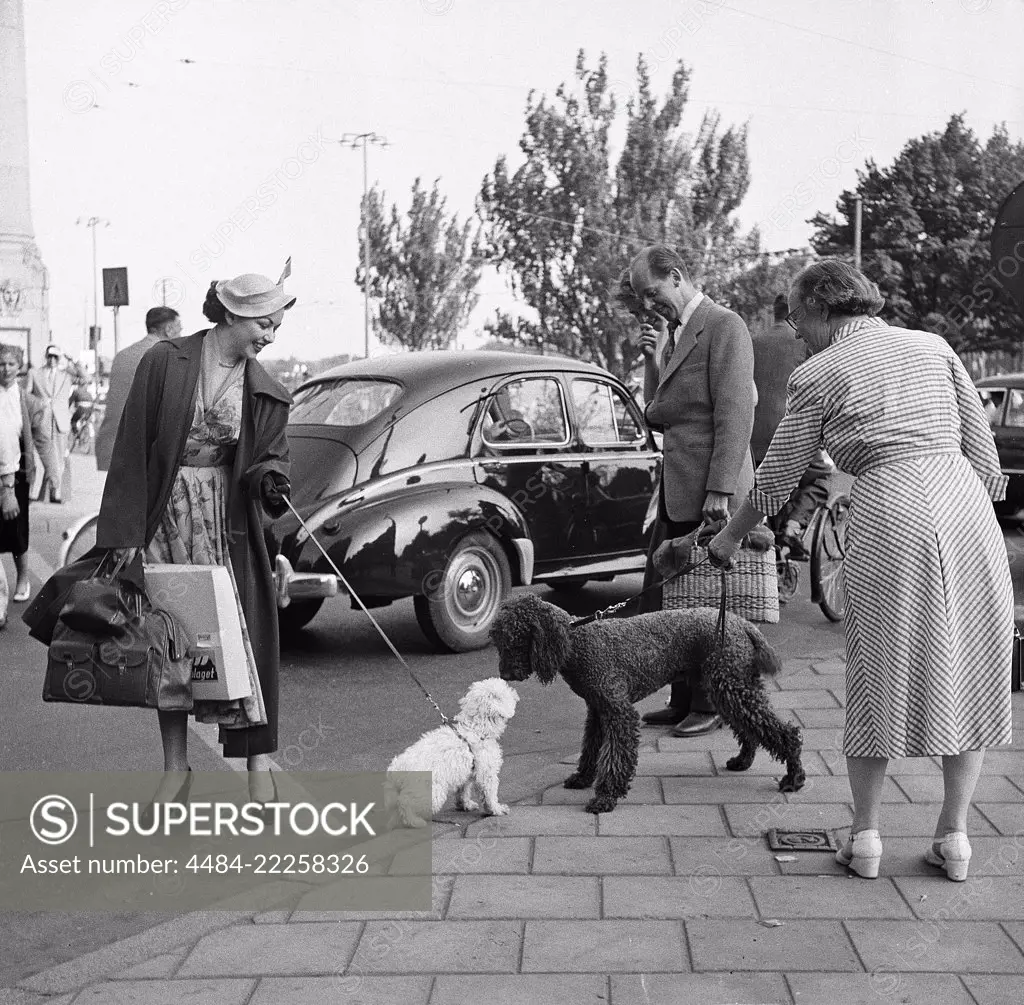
809 114 1024 352
358 177 483 351
717 252 814 333
477 50 755 380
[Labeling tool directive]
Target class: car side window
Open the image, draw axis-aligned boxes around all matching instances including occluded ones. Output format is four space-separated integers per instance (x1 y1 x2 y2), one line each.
1004 390 1024 428
481 377 568 446
980 388 1008 426
571 379 644 446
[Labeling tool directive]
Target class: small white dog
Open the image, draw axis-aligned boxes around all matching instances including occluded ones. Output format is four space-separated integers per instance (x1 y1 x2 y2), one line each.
385 678 519 827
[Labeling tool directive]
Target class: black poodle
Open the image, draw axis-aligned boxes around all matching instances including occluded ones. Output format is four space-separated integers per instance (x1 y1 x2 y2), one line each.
490 593 805 814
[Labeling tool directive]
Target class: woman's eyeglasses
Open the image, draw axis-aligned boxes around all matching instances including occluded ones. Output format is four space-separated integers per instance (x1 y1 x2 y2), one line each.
785 308 802 331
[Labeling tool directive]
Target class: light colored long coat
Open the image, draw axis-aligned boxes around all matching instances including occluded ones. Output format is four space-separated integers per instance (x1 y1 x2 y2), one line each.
27 364 75 433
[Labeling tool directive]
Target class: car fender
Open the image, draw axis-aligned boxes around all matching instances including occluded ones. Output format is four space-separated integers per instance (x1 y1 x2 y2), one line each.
282 480 532 598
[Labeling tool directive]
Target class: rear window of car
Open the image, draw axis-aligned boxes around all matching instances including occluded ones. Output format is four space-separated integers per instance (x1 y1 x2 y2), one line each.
979 388 1007 426
290 378 402 426
1005 389 1024 428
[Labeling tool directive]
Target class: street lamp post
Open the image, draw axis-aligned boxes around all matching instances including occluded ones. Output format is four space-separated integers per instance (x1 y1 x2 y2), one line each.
339 132 389 359
853 195 863 270
76 216 110 392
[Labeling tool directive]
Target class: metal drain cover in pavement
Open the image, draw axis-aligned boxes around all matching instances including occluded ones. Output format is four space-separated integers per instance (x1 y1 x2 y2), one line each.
766 828 839 852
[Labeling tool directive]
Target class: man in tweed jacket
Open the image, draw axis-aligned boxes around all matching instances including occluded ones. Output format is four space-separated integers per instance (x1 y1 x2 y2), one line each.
630 245 756 736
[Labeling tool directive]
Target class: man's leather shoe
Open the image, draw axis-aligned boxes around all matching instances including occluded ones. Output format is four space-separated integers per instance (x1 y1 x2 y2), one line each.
641 706 688 726
672 712 724 737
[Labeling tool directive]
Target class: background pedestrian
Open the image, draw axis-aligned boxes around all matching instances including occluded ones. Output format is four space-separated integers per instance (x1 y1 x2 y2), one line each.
26 344 76 503
0 344 49 625
95 306 182 472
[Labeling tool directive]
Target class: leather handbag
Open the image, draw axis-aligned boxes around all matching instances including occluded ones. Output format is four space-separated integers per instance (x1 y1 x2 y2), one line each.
44 606 194 710
57 551 141 637
23 548 146 646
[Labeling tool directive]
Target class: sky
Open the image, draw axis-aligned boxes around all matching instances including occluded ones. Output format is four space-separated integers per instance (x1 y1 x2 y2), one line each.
18 0 1024 365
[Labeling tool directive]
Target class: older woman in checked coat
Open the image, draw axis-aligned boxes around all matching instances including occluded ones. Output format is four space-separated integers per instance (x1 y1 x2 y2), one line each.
709 259 1013 883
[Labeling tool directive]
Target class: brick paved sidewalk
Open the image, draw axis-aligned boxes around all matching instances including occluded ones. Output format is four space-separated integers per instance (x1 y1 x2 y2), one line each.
6 654 1024 1005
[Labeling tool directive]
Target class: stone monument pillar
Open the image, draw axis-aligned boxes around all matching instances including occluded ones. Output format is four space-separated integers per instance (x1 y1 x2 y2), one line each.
0 0 49 367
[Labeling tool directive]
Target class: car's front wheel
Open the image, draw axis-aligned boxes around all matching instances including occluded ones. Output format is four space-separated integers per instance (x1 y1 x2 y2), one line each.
414 531 511 653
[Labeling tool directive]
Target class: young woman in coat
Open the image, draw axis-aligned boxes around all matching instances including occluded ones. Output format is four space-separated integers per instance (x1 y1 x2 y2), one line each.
97 272 294 806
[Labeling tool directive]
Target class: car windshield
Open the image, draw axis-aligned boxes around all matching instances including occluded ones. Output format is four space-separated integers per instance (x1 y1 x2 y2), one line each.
291 378 402 426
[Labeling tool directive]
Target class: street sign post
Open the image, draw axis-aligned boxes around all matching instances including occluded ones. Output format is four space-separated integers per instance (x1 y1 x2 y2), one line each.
101 267 128 307
101 267 128 354
88 325 102 395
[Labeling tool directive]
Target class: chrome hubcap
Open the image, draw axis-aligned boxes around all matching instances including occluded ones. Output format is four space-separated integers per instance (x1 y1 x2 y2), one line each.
456 568 486 613
445 547 501 629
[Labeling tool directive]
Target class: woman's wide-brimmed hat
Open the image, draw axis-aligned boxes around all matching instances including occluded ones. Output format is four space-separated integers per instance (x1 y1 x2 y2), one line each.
215 273 297 318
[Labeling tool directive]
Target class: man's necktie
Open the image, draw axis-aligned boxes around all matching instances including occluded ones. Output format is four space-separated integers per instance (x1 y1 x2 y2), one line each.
662 328 676 370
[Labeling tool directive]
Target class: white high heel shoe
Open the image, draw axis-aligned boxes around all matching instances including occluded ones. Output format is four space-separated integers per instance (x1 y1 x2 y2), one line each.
925 832 971 882
835 829 883 879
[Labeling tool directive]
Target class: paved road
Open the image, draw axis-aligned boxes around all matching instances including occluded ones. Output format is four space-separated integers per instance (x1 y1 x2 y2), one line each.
2 454 1020 987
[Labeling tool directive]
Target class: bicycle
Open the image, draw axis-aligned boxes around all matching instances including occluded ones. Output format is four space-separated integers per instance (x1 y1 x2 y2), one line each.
69 402 103 455
775 490 850 623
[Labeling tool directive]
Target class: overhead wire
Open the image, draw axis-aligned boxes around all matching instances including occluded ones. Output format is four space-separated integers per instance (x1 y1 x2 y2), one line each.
717 3 1022 93
152 52 1023 122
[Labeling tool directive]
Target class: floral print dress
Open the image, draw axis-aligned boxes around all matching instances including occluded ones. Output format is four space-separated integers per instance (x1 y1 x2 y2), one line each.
145 366 266 728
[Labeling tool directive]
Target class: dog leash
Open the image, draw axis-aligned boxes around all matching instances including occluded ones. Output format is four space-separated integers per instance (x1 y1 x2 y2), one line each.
282 497 455 728
568 554 712 628
716 568 728 650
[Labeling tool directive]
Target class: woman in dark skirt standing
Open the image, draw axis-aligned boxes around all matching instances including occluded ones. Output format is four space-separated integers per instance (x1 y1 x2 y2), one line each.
0 344 48 627
97 272 294 805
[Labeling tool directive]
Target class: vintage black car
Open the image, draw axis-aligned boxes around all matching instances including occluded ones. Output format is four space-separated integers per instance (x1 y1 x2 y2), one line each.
976 372 1024 516
270 351 661 651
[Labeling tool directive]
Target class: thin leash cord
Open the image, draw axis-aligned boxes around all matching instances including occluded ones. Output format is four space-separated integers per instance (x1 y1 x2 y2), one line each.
568 552 713 628
717 568 728 651
569 517 738 628
282 497 451 726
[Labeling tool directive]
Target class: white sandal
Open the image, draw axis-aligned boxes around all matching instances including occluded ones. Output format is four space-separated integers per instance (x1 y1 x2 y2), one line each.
925 832 971 882
836 828 883 879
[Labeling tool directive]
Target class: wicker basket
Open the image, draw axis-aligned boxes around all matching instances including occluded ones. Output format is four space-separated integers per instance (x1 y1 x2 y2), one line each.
663 545 779 623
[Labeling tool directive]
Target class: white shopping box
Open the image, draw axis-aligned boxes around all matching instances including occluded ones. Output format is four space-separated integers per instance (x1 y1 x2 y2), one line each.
144 564 252 701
